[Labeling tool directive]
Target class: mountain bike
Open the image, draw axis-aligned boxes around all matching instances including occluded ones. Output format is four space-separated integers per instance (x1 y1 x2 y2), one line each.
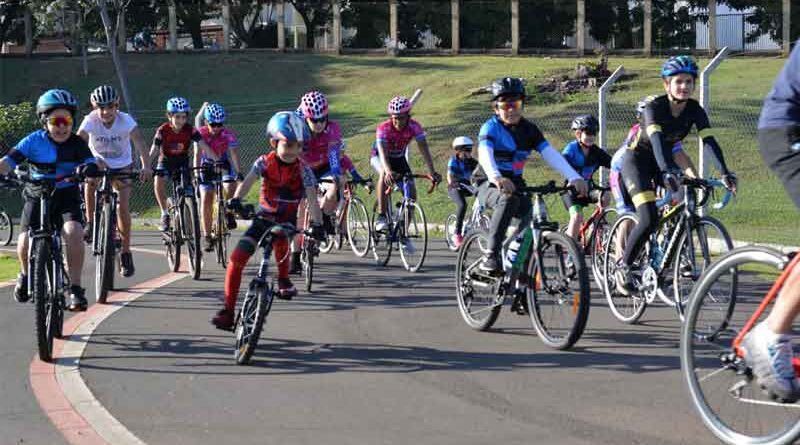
455 181 591 350
444 182 490 252
155 165 202 279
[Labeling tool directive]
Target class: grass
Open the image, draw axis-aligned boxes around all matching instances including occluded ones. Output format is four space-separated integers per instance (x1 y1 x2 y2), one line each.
2 52 796 245
0 253 19 282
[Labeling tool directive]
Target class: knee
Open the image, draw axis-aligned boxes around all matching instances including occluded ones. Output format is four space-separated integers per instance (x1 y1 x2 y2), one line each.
63 223 84 245
230 238 256 268
636 204 659 232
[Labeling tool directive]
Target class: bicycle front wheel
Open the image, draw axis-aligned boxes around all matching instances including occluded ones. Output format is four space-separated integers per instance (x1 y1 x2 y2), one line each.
525 231 591 350
455 231 501 331
370 203 392 267
182 197 202 280
0 211 13 246
32 238 56 362
346 197 371 258
95 202 115 304
681 246 800 445
603 213 648 324
234 280 274 365
303 242 315 292
444 214 458 251
165 203 181 273
399 201 428 273
215 196 228 269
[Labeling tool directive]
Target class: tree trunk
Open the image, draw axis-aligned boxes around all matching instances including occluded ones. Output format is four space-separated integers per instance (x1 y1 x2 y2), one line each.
175 3 204 49
295 8 315 49
615 0 632 48
96 0 136 116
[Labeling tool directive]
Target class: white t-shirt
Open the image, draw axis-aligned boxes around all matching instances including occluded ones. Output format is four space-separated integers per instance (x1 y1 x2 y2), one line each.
78 110 137 169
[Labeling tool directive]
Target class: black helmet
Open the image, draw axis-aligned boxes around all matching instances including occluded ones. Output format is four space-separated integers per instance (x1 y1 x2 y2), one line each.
490 77 525 101
571 114 599 134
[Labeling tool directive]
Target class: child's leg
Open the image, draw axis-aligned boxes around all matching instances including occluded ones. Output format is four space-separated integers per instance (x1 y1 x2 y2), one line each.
224 220 266 312
448 186 468 234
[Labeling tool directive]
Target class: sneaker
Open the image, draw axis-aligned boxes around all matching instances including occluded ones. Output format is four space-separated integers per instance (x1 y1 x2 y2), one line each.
211 308 234 331
290 252 302 275
120 252 135 277
614 264 636 296
225 212 237 230
67 286 88 312
277 278 297 300
83 225 93 244
375 215 388 232
13 273 28 303
400 237 416 255
741 321 800 403
203 235 215 252
159 213 171 232
479 254 502 275
452 234 464 248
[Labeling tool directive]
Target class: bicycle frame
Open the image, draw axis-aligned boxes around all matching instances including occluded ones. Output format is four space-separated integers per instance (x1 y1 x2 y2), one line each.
27 187 69 299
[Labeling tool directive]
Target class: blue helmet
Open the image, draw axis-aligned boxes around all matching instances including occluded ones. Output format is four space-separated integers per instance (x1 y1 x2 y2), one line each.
203 103 226 124
166 96 191 114
266 111 308 143
36 88 78 117
660 55 699 79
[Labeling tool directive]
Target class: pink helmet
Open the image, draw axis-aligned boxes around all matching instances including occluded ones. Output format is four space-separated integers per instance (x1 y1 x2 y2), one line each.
299 90 329 120
387 96 412 115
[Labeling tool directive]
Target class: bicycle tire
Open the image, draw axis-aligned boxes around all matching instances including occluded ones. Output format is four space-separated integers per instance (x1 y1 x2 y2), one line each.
95 202 115 304
444 213 458 251
33 238 55 362
455 231 501 331
234 280 274 365
602 213 648 324
215 194 228 269
346 197 371 258
589 208 617 290
166 202 181 273
183 196 202 280
526 230 591 350
370 203 392 267
399 201 428 273
0 211 13 246
681 246 800 445
303 240 314 292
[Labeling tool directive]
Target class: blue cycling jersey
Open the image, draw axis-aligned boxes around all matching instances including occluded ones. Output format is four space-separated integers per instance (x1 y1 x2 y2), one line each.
447 155 477 182
561 140 611 181
476 115 548 179
759 39 800 129
4 130 95 189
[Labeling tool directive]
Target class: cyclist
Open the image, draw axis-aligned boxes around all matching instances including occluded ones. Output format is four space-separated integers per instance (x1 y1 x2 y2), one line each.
1 89 98 311
446 136 478 248
615 56 737 296
78 85 152 277
370 95 441 244
561 114 611 242
212 111 324 330
149 97 217 232
740 40 800 402
474 77 587 273
194 102 242 252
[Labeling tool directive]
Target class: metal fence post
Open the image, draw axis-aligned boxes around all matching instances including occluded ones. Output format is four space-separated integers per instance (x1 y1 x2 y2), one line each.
783 0 791 56
277 0 286 51
451 0 459 54
168 3 177 52
598 65 625 186
699 47 729 215
333 1 341 54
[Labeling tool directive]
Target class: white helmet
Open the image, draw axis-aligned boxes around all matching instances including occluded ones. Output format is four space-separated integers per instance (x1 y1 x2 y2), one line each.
451 136 474 151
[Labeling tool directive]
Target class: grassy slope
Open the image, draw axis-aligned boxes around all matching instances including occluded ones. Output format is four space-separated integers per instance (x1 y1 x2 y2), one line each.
1 53 794 245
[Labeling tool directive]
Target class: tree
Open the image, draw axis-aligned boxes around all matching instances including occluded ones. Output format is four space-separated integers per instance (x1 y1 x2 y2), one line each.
519 0 574 48
172 0 218 50
288 0 332 48
0 0 22 46
341 0 388 48
724 0 799 44
225 0 270 48
397 0 451 49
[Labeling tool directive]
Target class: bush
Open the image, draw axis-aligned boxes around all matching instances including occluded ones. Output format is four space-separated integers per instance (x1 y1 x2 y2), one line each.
0 102 38 153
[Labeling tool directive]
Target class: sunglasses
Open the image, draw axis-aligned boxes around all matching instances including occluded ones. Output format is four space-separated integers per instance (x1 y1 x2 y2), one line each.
209 123 224 128
390 114 409 120
46 115 73 128
496 100 523 111
309 116 327 124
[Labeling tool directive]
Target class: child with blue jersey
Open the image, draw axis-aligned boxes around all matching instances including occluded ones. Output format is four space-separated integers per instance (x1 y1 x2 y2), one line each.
446 136 478 247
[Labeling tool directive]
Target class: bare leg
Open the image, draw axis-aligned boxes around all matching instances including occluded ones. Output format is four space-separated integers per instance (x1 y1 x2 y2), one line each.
566 213 584 241
63 221 84 287
154 176 168 213
115 180 133 253
767 266 800 334
200 188 214 237
17 232 28 275
84 179 97 228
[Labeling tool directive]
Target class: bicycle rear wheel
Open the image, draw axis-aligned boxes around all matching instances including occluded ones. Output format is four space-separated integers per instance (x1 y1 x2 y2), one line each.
370 203 392 267
444 214 458 251
455 231 501 331
589 208 617 290
399 201 428 273
234 280 274 365
95 202 115 304
603 213 648 324
182 197 202 280
0 211 13 246
32 238 56 362
526 231 591 350
165 201 181 273
346 197 371 258
681 246 800 445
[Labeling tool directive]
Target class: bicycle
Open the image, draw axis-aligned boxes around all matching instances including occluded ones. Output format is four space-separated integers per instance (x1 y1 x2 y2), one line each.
454 181 591 350
230 205 313 365
371 173 437 273
89 169 139 304
203 161 234 269
299 198 322 292
155 165 203 280
602 177 734 324
443 182 490 252
317 177 373 258
681 246 800 445
0 175 17 245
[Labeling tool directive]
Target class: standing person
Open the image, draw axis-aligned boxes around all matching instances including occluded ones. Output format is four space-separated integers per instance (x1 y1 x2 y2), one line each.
446 136 478 248
78 85 152 277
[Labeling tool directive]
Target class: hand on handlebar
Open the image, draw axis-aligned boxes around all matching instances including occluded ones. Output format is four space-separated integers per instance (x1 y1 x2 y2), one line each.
382 170 395 188
492 177 516 194
308 223 326 242
722 172 738 196
569 178 588 197
663 170 680 193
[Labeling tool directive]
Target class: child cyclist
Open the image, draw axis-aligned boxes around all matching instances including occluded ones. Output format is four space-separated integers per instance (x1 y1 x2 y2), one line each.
194 102 242 252
149 97 217 232
560 114 611 242
212 111 325 330
446 136 478 248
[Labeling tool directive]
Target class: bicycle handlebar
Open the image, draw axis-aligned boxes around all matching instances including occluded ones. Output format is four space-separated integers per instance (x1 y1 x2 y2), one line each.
659 177 733 211
384 173 439 195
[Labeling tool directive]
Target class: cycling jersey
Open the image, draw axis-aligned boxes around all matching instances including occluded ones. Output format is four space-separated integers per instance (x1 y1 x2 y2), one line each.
4 130 95 189
759 39 800 129
371 118 426 159
78 110 137 169
612 124 684 173
198 126 237 162
447 155 478 183
301 120 342 176
252 151 316 223
153 122 201 158
561 140 611 180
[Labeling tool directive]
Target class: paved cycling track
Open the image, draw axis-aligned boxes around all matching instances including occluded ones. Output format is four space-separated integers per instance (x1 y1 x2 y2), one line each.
1 231 755 445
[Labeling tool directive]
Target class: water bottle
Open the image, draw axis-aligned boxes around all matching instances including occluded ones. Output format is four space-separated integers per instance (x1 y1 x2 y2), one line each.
504 234 524 270
651 243 664 268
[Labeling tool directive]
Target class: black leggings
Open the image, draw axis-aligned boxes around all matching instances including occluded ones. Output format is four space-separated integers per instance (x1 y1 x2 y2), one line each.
622 201 658 267
448 187 470 234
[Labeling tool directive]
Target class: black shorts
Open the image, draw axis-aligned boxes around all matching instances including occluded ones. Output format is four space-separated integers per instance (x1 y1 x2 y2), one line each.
20 186 84 231
621 148 661 208
386 156 412 177
155 155 191 181
561 188 604 212
244 216 297 245
759 125 800 210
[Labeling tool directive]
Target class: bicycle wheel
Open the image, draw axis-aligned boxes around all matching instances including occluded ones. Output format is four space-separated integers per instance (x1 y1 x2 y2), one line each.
455 231 501 331
681 246 800 445
525 231 591 350
234 280 274 365
603 213 648 324
673 216 736 321
95 202 115 304
346 197 371 258
215 196 228 269
303 241 314 292
182 197 202 280
444 214 458 251
399 201 428 273
0 211 13 246
476 213 491 251
370 203 392 267
165 203 181 273
32 238 56 362
589 208 617 290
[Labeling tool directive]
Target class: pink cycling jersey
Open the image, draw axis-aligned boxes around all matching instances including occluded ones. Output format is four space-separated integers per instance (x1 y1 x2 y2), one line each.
340 153 354 172
371 118 426 159
198 126 238 161
301 120 343 175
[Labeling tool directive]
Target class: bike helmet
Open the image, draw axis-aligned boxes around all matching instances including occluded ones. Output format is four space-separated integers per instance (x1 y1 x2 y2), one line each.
36 88 78 117
636 95 658 120
267 111 309 143
299 90 329 120
166 96 191 114
452 136 474 151
490 77 525 101
387 96 412 115
660 55 699 79
571 114 599 134
90 85 119 106
203 103 226 124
